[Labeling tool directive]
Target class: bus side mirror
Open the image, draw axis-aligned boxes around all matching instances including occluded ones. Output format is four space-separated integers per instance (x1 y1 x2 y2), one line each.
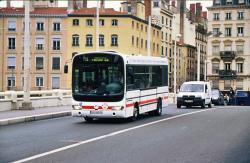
64 65 68 74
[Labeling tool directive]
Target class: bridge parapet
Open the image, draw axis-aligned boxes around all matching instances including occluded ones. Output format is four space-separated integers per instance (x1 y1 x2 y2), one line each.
0 90 72 111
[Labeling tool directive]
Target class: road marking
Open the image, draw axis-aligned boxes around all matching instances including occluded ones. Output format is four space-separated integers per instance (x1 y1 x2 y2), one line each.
13 108 217 163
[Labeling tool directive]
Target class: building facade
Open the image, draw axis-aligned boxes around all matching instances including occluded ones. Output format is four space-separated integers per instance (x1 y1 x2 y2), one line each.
151 0 174 90
207 0 250 91
66 7 162 88
0 7 68 91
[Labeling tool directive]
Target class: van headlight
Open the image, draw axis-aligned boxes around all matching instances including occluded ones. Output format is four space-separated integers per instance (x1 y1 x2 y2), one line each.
112 106 124 111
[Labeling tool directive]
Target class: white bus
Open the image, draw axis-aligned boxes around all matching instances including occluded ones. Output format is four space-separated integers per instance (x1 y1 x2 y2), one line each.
65 51 168 122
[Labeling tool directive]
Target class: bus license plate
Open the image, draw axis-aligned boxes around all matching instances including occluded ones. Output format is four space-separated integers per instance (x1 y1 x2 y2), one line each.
90 110 103 114
185 100 193 103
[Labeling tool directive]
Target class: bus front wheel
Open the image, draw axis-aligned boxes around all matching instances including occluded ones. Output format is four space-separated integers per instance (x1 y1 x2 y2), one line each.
129 107 139 122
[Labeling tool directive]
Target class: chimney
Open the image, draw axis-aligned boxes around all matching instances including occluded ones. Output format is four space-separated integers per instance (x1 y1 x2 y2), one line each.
190 3 195 14
7 0 11 7
171 0 175 7
100 0 105 10
202 11 207 19
83 0 87 8
144 0 151 20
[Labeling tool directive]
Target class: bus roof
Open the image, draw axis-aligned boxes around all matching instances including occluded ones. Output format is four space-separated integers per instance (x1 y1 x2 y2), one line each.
74 51 168 66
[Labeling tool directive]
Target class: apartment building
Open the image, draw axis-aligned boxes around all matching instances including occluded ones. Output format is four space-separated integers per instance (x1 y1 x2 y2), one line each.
207 0 250 91
0 7 68 91
66 4 162 87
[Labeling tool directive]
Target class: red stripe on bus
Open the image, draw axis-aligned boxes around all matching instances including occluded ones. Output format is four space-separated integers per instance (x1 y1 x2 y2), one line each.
82 106 112 110
82 96 168 109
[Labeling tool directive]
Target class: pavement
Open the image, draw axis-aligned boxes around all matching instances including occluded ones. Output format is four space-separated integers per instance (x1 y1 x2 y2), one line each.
0 105 72 126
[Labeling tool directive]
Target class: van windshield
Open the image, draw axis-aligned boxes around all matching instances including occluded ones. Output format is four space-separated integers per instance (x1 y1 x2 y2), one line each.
180 84 204 92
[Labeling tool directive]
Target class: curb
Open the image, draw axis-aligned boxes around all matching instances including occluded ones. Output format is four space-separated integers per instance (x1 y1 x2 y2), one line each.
0 111 71 126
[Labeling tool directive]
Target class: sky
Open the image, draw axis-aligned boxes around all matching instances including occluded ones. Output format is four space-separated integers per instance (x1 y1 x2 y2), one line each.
0 0 213 11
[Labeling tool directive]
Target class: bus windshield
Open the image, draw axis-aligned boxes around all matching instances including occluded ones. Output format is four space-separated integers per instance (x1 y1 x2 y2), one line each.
72 53 124 102
180 84 204 92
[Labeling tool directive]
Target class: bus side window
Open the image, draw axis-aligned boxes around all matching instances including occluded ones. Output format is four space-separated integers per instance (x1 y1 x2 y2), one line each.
126 66 135 90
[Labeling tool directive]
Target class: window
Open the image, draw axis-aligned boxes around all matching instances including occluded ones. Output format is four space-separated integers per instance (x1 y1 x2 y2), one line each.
236 63 243 73
36 22 44 31
86 34 93 46
36 57 44 70
153 1 159 7
52 57 60 70
224 80 231 90
213 28 220 36
126 65 168 90
212 62 219 74
112 19 118 26
161 16 164 25
99 34 104 46
72 34 79 46
236 44 244 54
169 20 172 27
7 56 16 69
86 19 93 26
8 37 15 50
141 39 143 48
52 77 60 89
225 13 232 20
7 77 15 89
238 0 245 4
132 36 134 46
224 45 232 51
237 27 244 36
225 27 231 37
36 77 44 87
52 38 60 50
99 19 104 26
214 0 220 5
53 22 60 31
111 34 118 46
236 79 243 90
132 21 134 28
238 11 244 19
165 18 168 26
36 37 44 50
212 45 220 55
213 13 220 20
136 37 139 47
165 33 168 42
225 63 231 70
8 21 16 31
73 19 79 26
226 0 232 5
22 57 24 70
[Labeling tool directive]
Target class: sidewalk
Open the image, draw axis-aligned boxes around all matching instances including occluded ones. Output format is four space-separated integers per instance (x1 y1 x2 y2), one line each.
0 106 71 126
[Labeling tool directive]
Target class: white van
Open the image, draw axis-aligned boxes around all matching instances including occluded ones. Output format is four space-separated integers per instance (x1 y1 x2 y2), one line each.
177 81 212 108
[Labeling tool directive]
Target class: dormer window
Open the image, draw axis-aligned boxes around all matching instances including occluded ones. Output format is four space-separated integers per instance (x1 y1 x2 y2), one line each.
226 0 232 5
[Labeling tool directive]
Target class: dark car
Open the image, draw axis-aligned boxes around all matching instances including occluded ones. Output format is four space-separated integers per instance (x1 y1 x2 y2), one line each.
211 89 225 105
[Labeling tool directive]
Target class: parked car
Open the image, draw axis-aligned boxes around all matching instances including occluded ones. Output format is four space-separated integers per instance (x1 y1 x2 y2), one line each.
235 90 250 106
211 89 225 105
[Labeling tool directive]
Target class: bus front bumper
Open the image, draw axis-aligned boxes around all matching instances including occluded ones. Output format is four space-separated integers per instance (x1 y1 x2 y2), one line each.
72 109 127 118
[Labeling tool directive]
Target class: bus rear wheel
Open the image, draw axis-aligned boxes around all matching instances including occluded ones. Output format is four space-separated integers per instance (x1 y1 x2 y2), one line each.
84 117 93 122
154 99 162 116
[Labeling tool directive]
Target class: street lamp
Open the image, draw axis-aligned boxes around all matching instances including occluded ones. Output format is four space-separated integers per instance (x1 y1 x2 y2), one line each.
174 34 181 103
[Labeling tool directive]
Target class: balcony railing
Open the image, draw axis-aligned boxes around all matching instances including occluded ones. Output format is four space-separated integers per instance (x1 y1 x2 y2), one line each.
219 70 237 80
220 51 236 61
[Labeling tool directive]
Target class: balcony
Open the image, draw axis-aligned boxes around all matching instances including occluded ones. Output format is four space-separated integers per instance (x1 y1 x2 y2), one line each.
219 70 237 80
220 51 236 61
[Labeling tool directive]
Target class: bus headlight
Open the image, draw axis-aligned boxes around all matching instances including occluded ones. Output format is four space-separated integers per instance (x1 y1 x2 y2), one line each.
112 106 124 111
72 105 81 110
